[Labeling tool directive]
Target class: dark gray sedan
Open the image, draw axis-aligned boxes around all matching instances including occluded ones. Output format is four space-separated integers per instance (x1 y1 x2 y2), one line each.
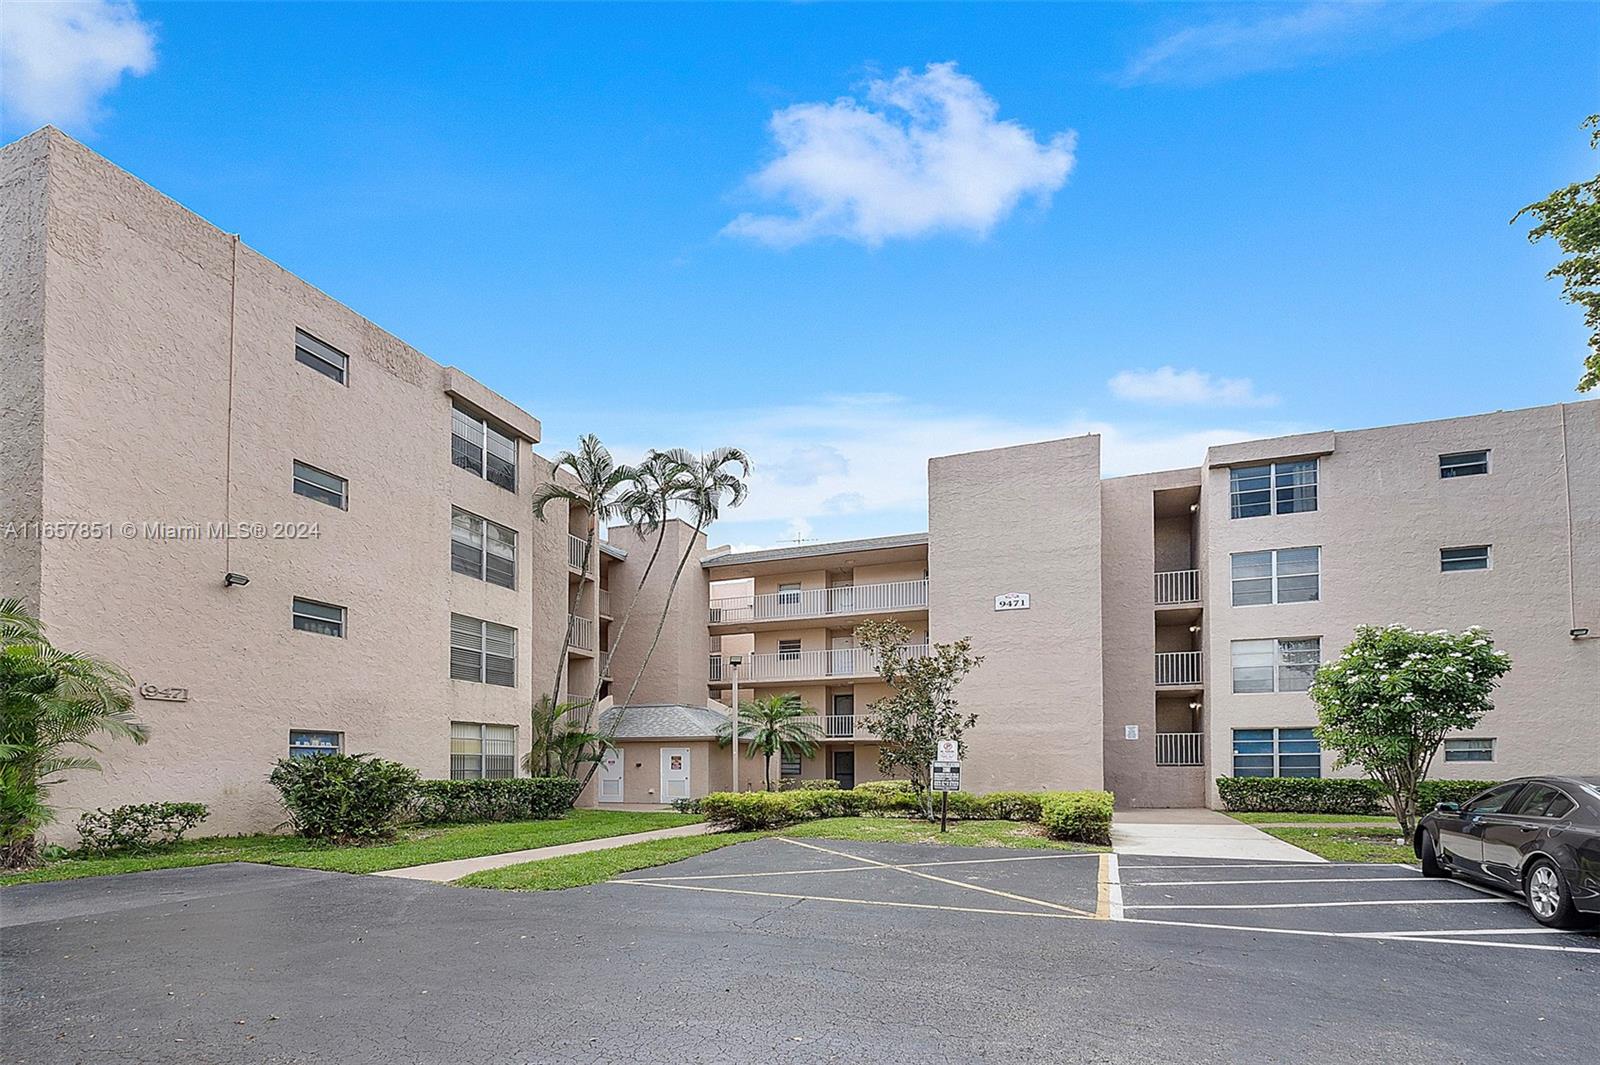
1415 776 1600 928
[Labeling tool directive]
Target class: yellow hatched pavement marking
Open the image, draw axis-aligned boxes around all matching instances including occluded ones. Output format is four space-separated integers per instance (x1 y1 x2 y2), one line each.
776 836 1098 918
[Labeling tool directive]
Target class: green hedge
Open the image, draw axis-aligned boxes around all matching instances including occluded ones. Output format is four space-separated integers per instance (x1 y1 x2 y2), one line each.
1216 776 1499 814
76 802 210 854
698 785 1114 844
409 778 582 824
269 754 419 842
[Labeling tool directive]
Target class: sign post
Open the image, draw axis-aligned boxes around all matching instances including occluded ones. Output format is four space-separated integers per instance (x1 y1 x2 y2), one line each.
931 740 961 833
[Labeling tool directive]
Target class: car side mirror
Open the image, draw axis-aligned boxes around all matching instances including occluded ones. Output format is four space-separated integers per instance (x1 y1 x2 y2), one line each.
1434 802 1461 814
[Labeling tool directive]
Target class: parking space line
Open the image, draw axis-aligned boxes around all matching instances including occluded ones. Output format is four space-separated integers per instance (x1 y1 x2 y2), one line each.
1125 898 1508 911
615 851 1100 885
1119 914 1600 955
609 878 1093 922
1118 862 1378 871
1124 876 1418 887
778 837 1099 918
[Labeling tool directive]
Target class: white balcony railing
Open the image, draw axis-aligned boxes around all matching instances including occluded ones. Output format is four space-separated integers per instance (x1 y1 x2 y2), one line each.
568 614 595 652
708 579 928 625
1155 650 1203 686
824 714 859 739
1154 569 1200 605
709 644 928 684
598 588 613 617
1155 732 1204 766
568 534 588 571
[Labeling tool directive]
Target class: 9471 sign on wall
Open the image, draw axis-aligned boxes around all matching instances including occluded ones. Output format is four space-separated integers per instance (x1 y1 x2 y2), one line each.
994 592 1030 611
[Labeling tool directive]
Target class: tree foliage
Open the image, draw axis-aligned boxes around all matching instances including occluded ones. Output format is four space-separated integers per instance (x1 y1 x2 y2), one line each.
1309 625 1512 837
715 692 822 791
857 618 983 817
1514 114 1600 392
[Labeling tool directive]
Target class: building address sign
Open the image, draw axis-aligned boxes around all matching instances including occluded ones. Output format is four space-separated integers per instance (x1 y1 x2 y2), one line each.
138 684 189 702
994 592 1031 611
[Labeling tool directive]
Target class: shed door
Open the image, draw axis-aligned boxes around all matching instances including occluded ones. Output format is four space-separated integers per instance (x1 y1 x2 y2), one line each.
598 747 624 803
660 747 692 801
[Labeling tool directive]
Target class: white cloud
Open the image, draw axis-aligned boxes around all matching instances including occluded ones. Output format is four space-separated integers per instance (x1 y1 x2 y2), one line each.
725 62 1076 248
1118 1 1492 87
1108 367 1277 408
1 1 157 130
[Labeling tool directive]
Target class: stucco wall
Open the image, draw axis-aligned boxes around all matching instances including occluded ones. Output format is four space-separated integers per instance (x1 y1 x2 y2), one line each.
0 130 49 611
928 436 1105 793
604 520 712 707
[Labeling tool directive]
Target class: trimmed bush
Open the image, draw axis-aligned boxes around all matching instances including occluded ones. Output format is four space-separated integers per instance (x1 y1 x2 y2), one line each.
1038 791 1114 845
269 754 419 842
974 791 1044 822
409 778 581 824
76 802 209 854
853 779 918 814
777 778 842 792
699 791 805 830
1215 776 1499 815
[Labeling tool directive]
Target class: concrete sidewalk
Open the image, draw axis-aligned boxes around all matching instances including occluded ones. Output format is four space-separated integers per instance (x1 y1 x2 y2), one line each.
1111 809 1325 863
373 822 717 883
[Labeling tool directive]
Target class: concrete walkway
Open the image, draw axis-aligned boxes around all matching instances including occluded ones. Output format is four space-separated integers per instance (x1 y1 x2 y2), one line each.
1111 808 1325 863
374 822 717 883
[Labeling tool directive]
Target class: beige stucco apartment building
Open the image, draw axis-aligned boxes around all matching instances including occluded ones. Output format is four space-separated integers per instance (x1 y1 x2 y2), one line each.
4 128 1596 836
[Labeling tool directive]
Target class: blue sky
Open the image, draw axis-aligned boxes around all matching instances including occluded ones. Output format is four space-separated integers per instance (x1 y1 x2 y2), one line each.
3 2 1596 550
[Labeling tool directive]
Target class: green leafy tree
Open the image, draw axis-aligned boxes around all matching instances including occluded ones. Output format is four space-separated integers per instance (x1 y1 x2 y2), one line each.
857 618 983 819
1514 114 1600 392
1309 625 1512 838
521 693 602 777
0 599 147 868
716 692 823 791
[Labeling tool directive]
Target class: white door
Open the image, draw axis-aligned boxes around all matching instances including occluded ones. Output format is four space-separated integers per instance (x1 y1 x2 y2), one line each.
598 747 624 803
660 747 691 801
830 635 856 676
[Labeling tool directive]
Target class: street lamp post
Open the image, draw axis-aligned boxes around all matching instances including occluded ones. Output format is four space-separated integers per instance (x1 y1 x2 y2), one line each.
728 655 742 793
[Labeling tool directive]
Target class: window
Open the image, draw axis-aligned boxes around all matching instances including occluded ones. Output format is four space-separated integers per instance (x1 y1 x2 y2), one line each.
1505 783 1574 819
450 404 516 491
777 638 802 659
450 613 516 686
1439 450 1489 478
294 329 348 384
289 730 342 758
451 508 516 588
1463 782 1524 814
1230 460 1318 518
1231 547 1320 606
1441 546 1490 572
1231 638 1322 693
292 597 345 637
450 721 516 780
1443 737 1495 763
781 752 802 778
1231 727 1321 778
293 460 347 509
777 582 801 609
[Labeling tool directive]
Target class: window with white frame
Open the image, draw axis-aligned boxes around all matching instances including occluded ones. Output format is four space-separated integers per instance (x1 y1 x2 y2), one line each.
1230 460 1318 518
1231 727 1321 778
1444 737 1495 763
450 721 517 779
781 752 802 778
777 638 802 660
449 613 516 686
777 582 801 609
293 460 347 509
1231 638 1322 693
289 730 343 758
1439 450 1489 478
1440 545 1490 572
451 508 516 588
292 597 345 638
294 329 348 384
450 404 517 491
1231 547 1320 606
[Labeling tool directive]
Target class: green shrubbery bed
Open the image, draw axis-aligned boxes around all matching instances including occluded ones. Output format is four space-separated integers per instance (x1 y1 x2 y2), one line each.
1216 776 1499 815
698 783 1114 845
409 778 583 824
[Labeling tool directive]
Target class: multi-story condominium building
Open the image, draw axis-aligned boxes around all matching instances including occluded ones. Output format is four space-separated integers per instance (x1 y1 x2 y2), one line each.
3 128 1595 835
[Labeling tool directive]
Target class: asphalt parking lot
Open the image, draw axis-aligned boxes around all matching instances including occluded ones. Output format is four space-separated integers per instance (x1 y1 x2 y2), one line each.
4 839 1597 1064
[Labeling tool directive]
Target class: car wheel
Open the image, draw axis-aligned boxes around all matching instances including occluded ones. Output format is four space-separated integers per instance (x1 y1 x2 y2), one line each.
1418 831 1448 878
1524 858 1584 929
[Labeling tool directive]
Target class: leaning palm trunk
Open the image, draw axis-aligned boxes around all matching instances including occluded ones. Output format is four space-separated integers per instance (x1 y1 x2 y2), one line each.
548 530 596 728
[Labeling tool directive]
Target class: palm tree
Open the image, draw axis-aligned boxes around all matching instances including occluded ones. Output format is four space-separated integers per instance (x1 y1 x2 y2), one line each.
716 693 823 792
0 601 147 868
522 694 593 776
528 435 636 738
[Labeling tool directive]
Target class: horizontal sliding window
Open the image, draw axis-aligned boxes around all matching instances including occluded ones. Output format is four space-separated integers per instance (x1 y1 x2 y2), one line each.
1231 547 1320 606
294 329 348 385
1231 637 1322 693
1439 450 1489 478
293 460 347 509
450 721 516 780
1230 460 1317 518
289 730 342 758
451 508 516 588
451 404 517 492
1232 727 1321 778
450 613 516 686
1441 545 1490 572
292 597 345 638
1443 738 1495 763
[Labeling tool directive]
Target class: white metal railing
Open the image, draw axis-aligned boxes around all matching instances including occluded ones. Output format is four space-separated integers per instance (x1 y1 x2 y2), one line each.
708 578 928 625
709 643 928 684
1155 732 1204 766
1155 651 1203 686
598 588 613 616
568 614 595 652
824 714 858 739
568 534 588 571
1154 569 1200 605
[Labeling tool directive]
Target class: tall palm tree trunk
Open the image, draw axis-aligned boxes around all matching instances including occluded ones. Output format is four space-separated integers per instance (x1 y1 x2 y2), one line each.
548 529 595 730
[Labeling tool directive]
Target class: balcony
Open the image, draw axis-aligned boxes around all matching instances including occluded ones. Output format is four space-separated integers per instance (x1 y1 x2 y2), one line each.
1154 569 1200 606
708 578 928 628
822 713 866 739
568 534 589 572
569 614 595 653
709 644 928 685
1155 732 1204 766
598 588 613 617
1155 651 1202 687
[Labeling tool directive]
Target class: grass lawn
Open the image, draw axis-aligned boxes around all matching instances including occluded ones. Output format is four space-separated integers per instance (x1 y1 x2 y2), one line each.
0 810 702 886
1226 812 1397 826
456 815 1105 891
1263 825 1416 863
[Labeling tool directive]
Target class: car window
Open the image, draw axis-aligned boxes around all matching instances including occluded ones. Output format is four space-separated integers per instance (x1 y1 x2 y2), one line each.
1463 783 1524 814
1544 794 1576 819
1505 784 1564 817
